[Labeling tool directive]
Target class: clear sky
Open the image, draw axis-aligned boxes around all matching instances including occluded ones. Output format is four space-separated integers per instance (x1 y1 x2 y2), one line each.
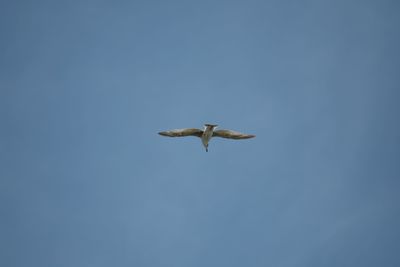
1 1 400 266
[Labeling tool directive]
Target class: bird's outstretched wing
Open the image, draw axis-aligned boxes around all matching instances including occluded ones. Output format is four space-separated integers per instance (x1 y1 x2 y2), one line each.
212 129 255 139
158 128 203 137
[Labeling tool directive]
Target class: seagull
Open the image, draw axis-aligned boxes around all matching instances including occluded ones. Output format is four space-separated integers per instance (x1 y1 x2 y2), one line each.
158 124 255 152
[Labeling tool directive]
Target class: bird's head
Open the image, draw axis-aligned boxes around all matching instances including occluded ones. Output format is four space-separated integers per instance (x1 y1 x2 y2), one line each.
204 124 218 129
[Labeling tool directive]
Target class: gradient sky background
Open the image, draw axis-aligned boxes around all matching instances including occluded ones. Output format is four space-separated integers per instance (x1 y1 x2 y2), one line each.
1 1 400 266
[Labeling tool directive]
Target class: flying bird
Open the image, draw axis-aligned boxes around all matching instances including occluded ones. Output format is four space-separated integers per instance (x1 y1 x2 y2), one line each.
158 124 255 152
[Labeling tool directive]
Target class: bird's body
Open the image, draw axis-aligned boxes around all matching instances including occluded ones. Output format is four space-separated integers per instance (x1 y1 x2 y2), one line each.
201 124 217 151
158 124 255 152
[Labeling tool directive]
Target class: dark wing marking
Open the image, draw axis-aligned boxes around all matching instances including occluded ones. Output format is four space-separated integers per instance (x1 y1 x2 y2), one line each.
158 128 203 137
212 129 255 139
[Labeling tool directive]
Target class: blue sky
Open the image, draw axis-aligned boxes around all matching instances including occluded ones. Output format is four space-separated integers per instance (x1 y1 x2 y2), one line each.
1 1 400 266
